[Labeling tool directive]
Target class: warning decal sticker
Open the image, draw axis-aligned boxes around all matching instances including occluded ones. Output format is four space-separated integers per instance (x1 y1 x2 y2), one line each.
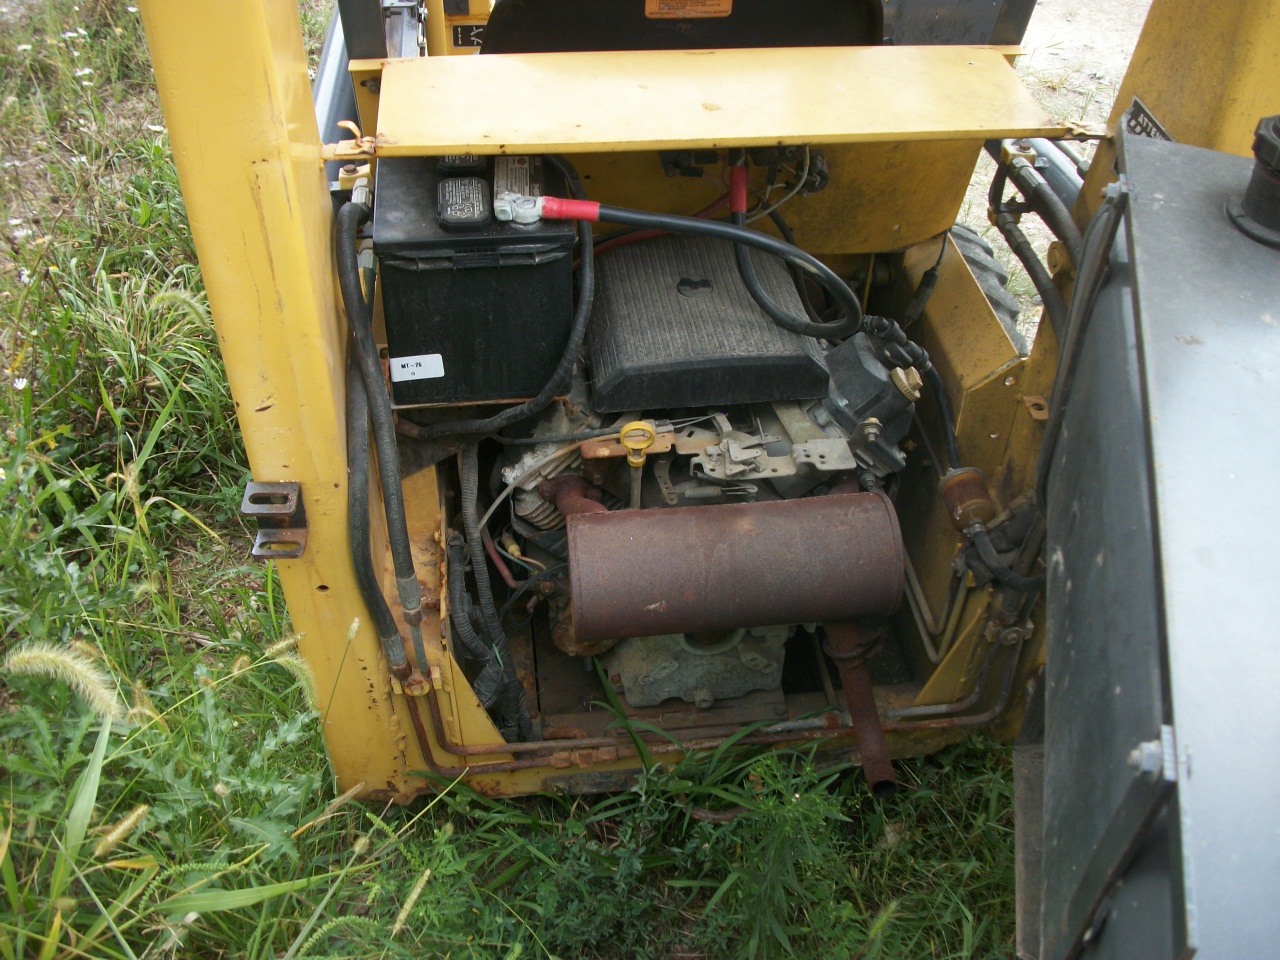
645 0 732 19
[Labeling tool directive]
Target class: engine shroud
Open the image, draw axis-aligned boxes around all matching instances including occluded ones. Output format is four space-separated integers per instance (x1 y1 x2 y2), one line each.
586 235 828 412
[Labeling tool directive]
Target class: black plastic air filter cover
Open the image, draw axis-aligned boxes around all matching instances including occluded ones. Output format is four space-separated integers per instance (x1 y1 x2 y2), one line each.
586 235 828 413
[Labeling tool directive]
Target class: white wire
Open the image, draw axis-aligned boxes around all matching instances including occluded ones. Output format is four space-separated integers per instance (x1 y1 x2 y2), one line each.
475 442 581 533
746 146 811 224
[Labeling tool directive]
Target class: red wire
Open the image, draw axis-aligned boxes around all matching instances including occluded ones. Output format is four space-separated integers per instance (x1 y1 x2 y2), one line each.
481 527 520 589
576 193 730 265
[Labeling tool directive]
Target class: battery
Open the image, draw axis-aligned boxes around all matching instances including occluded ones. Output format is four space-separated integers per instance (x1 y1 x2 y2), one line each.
372 155 577 407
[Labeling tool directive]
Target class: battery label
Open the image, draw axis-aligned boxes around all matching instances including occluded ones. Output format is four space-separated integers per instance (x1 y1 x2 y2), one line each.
389 353 446 383
437 176 491 230
645 0 732 18
494 155 540 198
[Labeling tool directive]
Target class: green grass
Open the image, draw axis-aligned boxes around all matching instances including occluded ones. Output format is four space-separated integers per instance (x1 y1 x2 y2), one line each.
0 3 1017 957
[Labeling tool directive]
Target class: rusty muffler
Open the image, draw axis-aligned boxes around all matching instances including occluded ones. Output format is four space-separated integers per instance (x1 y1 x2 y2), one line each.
566 492 904 644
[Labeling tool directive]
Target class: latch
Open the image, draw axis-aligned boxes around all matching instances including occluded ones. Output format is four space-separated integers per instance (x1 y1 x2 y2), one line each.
241 481 308 559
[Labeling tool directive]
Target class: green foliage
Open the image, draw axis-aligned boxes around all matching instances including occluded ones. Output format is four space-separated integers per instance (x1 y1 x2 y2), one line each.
0 2 1018 958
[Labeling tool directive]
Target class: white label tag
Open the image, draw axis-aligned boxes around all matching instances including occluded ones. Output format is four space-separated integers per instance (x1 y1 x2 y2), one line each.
494 155 535 197
389 353 445 382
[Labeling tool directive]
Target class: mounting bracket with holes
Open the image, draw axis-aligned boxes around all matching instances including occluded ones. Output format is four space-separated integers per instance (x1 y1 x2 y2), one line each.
241 481 308 559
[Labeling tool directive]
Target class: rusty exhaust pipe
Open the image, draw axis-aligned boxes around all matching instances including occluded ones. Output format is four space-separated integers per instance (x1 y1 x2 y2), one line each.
565 491 903 644
824 622 898 798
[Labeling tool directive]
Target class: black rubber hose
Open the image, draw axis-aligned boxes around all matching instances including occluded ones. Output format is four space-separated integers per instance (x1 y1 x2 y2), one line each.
1007 158 1085 268
986 144 1085 267
445 533 503 708
596 202 865 338
1035 185 1128 511
766 210 826 325
992 211 1070 337
730 211 857 339
409 156 595 443
970 526 1045 593
924 366 962 471
337 200 430 670
345 349 410 676
1026 138 1084 208
459 444 532 740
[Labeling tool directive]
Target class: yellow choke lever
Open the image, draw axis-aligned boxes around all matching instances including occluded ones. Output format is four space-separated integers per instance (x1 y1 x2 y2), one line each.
620 421 657 510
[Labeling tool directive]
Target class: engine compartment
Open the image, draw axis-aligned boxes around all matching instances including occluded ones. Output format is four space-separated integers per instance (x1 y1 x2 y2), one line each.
359 147 1046 791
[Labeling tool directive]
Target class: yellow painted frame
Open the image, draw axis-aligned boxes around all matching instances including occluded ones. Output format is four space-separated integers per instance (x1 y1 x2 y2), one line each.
148 0 1280 799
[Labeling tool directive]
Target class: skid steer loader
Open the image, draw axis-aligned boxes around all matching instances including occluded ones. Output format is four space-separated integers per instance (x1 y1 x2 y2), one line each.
138 0 1280 955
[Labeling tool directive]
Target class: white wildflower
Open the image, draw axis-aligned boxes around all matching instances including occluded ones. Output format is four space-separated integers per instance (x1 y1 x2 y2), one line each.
15 43 31 52
7 217 21 226
146 124 165 133
80 80 93 87
74 67 93 76
17 268 30 285
12 228 30 240
13 378 28 390
126 4 138 10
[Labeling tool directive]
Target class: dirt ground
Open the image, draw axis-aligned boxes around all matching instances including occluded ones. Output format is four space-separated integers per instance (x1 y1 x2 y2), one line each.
1020 0 1153 126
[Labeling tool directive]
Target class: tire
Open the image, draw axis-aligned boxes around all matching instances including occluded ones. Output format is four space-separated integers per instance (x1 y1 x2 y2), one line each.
949 223 1028 356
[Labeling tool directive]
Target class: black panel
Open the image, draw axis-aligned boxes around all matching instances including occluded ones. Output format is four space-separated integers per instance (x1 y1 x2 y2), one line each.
1040 224 1173 958
1041 128 1280 959
891 0 1036 44
586 236 827 412
481 0 883 54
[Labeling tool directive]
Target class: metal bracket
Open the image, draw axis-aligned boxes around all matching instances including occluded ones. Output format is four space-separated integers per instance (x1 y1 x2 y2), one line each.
241 481 308 559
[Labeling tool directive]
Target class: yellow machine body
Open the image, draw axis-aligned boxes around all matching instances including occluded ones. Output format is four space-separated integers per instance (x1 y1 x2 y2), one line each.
140 0 1280 801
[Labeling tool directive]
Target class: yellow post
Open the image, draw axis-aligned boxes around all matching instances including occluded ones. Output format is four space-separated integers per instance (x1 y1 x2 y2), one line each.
139 0 426 799
1080 0 1280 216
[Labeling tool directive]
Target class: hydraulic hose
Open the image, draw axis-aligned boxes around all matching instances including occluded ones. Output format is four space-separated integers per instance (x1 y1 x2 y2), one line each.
988 164 1071 336
345 350 411 679
459 444 532 740
986 142 1085 269
1007 157 1084 269
445 533 503 708
731 210 857 339
409 155 595 443
992 210 1070 337
969 525 1045 593
337 197 430 675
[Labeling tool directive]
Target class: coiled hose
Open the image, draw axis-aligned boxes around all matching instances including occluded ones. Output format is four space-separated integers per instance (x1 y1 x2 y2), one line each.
337 199 430 674
459 444 532 741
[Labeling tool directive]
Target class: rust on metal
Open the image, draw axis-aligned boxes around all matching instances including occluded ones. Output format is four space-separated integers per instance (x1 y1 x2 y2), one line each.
538 474 608 517
824 622 897 798
938 467 998 530
566 492 904 644
579 430 675 461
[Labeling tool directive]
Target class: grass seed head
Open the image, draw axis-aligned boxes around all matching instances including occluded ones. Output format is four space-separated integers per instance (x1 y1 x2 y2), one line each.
2 642 124 722
93 804 149 858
